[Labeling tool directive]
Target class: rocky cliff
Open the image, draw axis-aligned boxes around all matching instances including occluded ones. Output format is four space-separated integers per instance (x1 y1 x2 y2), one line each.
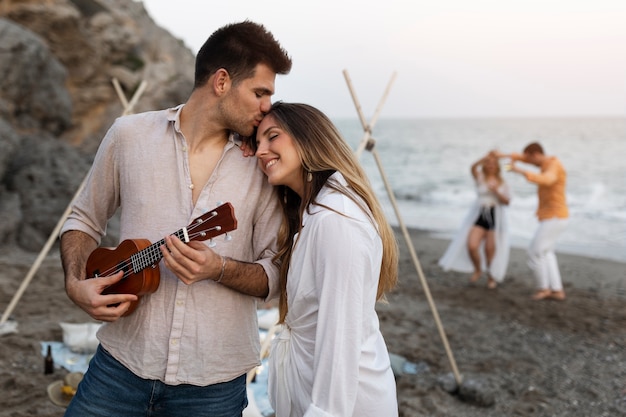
0 0 195 251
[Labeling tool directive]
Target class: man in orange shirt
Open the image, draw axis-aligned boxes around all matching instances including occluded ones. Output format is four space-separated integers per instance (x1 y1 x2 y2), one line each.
495 143 569 300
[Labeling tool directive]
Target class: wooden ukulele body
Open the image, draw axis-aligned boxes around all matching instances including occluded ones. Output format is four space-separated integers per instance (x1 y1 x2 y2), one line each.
86 239 160 316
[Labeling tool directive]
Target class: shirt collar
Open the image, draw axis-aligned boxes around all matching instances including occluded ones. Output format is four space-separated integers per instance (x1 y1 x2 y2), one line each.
167 104 237 145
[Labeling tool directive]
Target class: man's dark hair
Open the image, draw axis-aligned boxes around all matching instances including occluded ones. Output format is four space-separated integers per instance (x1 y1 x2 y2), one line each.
523 142 544 155
194 20 292 88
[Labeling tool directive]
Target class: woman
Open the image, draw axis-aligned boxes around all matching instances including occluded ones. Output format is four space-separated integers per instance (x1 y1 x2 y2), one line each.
254 102 399 416
439 152 511 288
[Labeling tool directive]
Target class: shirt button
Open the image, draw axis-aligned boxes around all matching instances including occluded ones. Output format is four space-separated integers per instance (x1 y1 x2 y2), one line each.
171 339 178 346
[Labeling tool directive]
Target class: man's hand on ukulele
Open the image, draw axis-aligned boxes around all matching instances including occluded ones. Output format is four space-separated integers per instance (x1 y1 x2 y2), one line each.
66 271 138 322
161 235 222 285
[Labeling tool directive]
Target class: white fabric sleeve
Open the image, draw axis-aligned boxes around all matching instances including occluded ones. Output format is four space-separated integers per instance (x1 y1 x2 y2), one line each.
305 212 371 416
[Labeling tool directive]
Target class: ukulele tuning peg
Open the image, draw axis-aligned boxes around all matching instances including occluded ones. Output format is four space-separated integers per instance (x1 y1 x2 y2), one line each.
224 233 232 241
208 239 217 248
216 201 224 207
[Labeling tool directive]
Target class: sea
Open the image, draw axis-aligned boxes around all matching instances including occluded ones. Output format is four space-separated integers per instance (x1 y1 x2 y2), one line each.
333 117 626 264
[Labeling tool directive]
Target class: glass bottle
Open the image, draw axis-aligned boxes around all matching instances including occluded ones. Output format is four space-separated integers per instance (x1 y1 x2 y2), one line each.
44 344 54 374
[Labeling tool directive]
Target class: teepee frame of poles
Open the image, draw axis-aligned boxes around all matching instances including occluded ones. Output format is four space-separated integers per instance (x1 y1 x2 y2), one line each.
0 78 148 332
342 69 463 385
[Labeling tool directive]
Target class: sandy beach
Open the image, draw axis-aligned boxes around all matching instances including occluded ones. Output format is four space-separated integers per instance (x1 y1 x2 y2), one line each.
0 228 624 416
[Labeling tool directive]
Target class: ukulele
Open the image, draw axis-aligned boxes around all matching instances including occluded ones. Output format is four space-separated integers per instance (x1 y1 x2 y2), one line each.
86 202 238 316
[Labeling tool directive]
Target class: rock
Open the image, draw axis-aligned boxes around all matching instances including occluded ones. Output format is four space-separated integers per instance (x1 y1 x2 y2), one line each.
6 133 91 251
0 0 195 252
437 372 459 393
0 18 72 134
457 376 496 407
436 372 497 407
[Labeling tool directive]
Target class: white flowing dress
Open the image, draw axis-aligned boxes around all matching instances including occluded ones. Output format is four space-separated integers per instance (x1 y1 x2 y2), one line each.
438 174 511 282
268 173 398 417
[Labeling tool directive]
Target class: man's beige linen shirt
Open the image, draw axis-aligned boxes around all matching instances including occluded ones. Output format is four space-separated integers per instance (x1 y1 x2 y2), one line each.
61 105 280 386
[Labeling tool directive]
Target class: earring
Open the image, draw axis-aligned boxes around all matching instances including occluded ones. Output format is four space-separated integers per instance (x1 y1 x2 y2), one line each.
306 171 313 182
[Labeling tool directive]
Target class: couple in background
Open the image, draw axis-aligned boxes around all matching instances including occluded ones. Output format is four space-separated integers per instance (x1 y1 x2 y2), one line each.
61 20 398 417
440 144 569 301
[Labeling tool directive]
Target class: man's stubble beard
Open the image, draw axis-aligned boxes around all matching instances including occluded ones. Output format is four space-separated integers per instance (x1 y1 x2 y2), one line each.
216 94 255 138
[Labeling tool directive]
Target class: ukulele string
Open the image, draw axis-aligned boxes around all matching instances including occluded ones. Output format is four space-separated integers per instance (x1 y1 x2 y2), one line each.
185 210 222 241
93 207 226 278
94 240 164 278
93 257 134 279
187 228 223 241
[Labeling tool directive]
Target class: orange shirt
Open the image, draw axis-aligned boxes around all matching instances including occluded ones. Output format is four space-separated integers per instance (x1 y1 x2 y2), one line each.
512 154 569 220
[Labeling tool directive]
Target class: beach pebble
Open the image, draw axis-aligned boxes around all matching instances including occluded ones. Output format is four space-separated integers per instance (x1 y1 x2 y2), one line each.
437 373 459 393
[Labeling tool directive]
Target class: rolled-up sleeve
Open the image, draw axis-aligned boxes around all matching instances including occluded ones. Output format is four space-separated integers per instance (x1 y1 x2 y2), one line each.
251 183 281 302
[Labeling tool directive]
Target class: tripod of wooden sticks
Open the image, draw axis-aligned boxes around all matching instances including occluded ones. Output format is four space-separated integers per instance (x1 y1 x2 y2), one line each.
342 69 463 385
0 79 148 330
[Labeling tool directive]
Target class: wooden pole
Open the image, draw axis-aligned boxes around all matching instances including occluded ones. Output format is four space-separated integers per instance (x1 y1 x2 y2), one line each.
342 69 396 157
0 177 88 325
370 142 462 384
123 80 148 116
342 70 463 385
246 323 280 384
112 78 148 116
0 78 148 327
111 78 129 109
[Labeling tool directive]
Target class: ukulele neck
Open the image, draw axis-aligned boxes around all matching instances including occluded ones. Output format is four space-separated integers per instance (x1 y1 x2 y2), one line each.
131 228 189 273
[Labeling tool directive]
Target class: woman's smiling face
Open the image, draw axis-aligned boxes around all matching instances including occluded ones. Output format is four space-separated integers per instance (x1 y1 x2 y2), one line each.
255 115 305 197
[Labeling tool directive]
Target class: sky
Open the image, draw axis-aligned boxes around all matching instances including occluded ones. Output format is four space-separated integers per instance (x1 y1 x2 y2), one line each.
140 0 626 119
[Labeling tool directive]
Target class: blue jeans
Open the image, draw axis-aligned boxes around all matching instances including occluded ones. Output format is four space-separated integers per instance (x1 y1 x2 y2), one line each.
65 345 248 417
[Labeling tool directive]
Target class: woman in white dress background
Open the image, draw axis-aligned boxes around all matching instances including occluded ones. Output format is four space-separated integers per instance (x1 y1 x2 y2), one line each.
439 152 511 288
254 102 399 417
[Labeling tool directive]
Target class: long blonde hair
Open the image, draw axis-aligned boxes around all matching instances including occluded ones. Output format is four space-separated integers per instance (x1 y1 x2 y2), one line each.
263 102 399 323
482 154 505 185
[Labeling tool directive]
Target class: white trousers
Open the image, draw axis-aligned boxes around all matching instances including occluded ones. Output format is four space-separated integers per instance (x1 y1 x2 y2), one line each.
527 218 569 291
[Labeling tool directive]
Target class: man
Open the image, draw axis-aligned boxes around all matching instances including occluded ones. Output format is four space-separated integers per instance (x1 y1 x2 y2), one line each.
496 143 569 301
60 21 292 416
